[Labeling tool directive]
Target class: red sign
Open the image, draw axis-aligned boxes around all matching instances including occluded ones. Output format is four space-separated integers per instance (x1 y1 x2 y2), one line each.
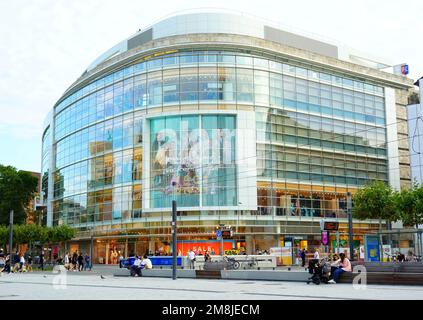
177 241 234 256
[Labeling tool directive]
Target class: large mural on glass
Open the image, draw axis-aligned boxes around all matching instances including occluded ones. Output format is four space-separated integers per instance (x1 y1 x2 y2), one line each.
150 115 236 208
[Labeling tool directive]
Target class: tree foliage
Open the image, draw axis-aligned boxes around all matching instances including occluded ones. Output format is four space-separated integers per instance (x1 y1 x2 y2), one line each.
395 183 423 227
352 180 398 222
353 180 423 229
0 224 75 247
0 165 38 225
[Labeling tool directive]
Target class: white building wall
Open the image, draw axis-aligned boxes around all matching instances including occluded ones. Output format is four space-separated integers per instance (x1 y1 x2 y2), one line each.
385 87 401 190
236 110 257 210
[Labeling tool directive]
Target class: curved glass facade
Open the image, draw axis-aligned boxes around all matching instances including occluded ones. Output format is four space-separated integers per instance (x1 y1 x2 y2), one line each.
43 24 396 259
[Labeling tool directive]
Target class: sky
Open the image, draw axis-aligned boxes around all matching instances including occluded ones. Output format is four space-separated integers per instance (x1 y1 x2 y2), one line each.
0 0 422 172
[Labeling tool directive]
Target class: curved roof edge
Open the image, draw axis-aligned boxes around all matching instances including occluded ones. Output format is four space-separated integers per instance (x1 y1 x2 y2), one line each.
85 10 392 73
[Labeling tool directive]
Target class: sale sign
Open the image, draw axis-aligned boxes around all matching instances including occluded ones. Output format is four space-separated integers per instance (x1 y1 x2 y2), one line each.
177 240 234 256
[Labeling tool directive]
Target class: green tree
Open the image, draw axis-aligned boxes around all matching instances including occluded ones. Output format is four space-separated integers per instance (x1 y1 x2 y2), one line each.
394 183 423 257
353 180 398 223
353 180 399 260
0 165 38 225
54 225 76 242
0 225 7 248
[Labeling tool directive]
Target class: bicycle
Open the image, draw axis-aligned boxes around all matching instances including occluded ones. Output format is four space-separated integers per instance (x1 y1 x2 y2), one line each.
223 256 240 270
241 256 258 269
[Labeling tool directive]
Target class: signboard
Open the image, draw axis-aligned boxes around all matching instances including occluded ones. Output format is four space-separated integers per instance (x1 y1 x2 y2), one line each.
216 225 233 239
216 229 222 240
177 240 234 256
401 64 409 75
321 231 329 246
270 247 293 266
364 235 380 262
393 63 409 76
323 221 339 231
221 228 233 239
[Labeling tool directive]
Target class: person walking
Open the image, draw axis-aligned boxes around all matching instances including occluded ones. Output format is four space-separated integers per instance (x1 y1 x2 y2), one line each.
314 249 320 260
27 255 33 272
300 249 306 267
77 252 84 271
0 249 5 273
19 255 25 272
84 253 91 271
72 251 78 271
39 250 45 271
188 249 196 269
13 251 20 272
64 252 70 270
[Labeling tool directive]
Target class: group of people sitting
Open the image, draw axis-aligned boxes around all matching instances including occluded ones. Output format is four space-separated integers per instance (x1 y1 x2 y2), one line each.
130 254 153 277
393 250 419 262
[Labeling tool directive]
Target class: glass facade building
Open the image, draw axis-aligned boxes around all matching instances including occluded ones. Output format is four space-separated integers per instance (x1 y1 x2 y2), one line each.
42 11 414 262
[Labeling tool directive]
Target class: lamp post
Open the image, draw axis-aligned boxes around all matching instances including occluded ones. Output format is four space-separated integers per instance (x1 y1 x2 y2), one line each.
218 224 225 256
347 192 354 261
9 210 13 273
171 181 177 280
88 226 94 271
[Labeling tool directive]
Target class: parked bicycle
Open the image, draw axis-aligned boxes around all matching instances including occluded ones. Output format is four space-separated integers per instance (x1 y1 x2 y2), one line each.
241 256 258 269
223 256 240 270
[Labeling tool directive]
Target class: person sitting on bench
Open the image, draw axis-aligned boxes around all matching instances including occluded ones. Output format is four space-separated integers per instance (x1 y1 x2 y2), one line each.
141 254 152 270
329 252 351 283
131 256 142 277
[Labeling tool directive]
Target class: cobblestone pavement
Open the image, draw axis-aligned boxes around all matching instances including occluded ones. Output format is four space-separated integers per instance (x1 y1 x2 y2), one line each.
1 272 423 300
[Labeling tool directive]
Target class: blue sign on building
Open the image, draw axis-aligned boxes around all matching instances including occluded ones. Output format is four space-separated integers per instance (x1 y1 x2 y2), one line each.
401 64 409 75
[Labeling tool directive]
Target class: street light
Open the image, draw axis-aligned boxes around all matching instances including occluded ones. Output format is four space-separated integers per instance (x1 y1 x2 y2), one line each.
9 210 13 273
171 181 177 280
88 226 94 271
347 192 354 261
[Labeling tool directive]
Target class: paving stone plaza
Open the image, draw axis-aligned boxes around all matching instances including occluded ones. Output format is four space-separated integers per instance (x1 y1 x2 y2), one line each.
0 271 422 300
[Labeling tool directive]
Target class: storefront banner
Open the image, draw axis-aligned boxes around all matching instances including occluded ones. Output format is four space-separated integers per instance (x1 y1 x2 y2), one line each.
177 240 234 256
